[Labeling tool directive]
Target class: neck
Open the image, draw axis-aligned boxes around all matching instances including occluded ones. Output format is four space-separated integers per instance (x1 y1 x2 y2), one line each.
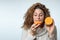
39 22 44 28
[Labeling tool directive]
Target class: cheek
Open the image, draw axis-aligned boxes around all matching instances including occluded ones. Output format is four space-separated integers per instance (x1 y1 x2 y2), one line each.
33 16 35 20
33 16 37 21
40 16 44 21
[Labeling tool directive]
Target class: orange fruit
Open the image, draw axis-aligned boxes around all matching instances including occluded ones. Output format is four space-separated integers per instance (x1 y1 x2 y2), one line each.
45 17 53 25
34 21 41 25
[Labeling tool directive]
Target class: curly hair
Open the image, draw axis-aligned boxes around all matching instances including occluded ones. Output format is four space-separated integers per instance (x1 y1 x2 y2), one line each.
22 3 50 30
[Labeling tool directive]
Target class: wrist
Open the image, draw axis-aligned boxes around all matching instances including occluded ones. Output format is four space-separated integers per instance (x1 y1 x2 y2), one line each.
48 32 54 38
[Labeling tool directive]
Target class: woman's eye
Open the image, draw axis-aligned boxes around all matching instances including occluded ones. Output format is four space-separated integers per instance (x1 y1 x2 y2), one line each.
40 14 43 16
34 15 37 16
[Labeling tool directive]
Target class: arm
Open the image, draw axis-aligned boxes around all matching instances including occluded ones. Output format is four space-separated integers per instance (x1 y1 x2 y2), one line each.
48 26 57 40
21 29 36 40
21 29 28 40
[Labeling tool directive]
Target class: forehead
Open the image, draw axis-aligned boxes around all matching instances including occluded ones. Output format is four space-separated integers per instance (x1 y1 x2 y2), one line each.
34 8 44 14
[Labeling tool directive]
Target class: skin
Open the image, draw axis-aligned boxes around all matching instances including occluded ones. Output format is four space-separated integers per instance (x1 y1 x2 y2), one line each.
30 8 55 36
33 8 44 23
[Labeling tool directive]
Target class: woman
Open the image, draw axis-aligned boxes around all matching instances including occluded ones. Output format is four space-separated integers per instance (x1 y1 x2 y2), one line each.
21 3 57 40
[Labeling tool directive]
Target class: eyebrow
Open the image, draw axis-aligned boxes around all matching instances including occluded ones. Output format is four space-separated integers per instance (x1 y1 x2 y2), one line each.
39 11 44 14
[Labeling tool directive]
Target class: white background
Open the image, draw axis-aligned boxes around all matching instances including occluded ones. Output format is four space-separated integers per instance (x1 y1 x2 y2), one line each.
0 0 60 40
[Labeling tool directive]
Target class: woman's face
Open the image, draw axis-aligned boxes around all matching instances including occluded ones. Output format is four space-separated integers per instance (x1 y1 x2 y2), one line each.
33 8 44 23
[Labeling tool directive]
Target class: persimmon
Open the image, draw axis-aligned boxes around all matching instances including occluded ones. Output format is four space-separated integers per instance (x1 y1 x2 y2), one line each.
45 17 53 26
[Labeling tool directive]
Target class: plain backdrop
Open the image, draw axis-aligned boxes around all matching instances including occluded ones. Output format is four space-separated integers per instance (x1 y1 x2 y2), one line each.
0 0 60 40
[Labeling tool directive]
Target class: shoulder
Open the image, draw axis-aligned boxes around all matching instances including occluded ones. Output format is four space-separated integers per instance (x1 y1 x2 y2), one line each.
22 28 28 33
21 28 29 40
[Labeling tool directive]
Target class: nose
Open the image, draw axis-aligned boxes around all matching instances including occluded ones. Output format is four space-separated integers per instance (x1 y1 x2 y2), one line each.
37 15 40 19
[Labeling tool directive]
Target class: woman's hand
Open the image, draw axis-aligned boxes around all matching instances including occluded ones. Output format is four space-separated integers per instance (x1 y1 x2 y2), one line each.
30 24 40 35
46 20 55 35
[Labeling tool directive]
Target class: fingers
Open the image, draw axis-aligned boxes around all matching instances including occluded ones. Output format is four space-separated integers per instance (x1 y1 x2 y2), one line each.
45 20 55 34
31 24 40 31
34 24 40 28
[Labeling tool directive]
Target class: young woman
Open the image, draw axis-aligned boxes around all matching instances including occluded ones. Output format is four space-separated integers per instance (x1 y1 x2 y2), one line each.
21 3 57 40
